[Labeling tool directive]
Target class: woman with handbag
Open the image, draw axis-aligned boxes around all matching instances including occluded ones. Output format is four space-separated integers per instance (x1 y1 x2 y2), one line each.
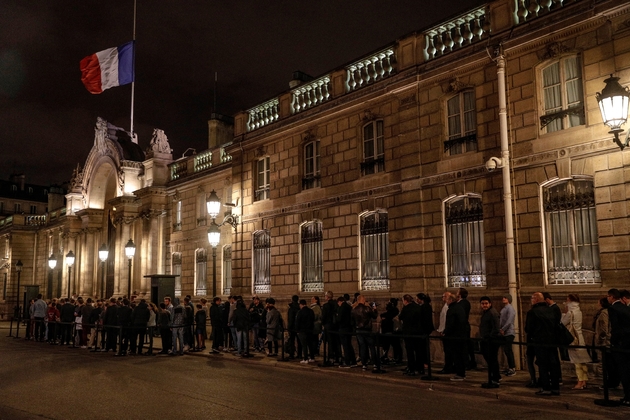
561 294 591 390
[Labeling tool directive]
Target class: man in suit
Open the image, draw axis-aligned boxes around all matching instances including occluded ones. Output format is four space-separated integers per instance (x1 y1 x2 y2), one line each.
444 294 468 381
607 288 630 407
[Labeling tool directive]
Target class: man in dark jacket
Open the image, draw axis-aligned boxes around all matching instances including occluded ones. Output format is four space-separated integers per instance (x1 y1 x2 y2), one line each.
130 299 150 355
479 296 501 388
59 298 76 346
417 293 435 372
286 295 300 359
457 288 475 370
210 297 224 353
116 299 133 356
607 288 630 406
232 300 250 356
321 291 340 365
399 294 423 376
336 297 354 367
525 292 561 395
351 294 383 373
102 298 118 352
444 294 468 381
295 299 315 362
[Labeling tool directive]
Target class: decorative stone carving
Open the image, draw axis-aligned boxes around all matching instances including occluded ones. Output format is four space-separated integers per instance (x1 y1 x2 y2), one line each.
149 129 173 154
541 42 569 59
70 164 83 192
447 77 469 93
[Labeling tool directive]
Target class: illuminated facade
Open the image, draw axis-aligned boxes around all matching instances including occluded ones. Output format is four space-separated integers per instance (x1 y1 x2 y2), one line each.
1 0 630 330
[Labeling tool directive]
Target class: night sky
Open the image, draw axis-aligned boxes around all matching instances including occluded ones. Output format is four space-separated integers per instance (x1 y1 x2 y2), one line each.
1 0 483 186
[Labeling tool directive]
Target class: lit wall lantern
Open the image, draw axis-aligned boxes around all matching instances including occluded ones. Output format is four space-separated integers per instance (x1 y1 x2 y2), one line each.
597 75 630 150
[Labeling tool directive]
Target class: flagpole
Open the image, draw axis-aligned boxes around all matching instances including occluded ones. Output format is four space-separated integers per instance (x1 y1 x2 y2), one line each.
130 0 137 142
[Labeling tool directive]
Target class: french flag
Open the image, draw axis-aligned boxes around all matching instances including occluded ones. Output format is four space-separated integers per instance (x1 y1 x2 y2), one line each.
80 41 135 94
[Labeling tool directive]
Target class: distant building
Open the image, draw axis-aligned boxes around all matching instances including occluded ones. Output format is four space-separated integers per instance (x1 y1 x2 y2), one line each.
1 0 629 336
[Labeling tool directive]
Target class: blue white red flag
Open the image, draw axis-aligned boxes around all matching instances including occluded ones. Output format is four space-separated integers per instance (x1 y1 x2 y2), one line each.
80 41 135 94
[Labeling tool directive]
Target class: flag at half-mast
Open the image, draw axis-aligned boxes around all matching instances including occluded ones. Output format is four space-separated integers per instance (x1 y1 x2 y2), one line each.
80 41 135 94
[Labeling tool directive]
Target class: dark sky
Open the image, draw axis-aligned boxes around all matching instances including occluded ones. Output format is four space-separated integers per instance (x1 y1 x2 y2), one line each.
0 0 483 186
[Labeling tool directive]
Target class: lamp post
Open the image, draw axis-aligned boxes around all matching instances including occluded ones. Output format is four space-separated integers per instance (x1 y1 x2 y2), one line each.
14 260 23 339
125 239 136 299
48 253 57 298
597 75 630 150
65 251 75 299
98 244 109 299
207 223 220 297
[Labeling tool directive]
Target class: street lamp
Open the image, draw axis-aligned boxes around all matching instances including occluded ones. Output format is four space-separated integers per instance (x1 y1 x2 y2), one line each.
48 253 57 298
14 260 23 339
98 244 109 298
65 251 75 299
206 190 221 220
125 239 136 298
597 75 630 150
208 223 220 297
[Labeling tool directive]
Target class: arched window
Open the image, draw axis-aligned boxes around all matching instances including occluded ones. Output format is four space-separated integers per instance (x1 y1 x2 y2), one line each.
195 249 207 296
360 210 389 290
253 230 271 294
300 221 323 292
444 194 486 287
542 178 600 285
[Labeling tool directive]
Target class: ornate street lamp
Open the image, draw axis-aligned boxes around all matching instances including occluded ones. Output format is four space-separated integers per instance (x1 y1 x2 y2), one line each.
98 244 109 298
65 250 75 299
125 239 136 298
48 253 57 299
14 260 23 339
597 75 630 150
206 190 221 220
206 189 239 297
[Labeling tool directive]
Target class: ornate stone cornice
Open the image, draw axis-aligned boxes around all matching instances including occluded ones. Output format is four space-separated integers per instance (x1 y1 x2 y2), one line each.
420 166 487 187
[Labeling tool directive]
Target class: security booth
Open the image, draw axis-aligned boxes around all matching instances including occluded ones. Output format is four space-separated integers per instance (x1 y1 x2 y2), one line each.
23 285 40 319
145 275 176 306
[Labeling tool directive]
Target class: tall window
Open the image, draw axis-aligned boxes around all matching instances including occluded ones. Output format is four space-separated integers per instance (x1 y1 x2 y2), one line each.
174 200 182 231
30 205 37 214
255 157 270 201
303 140 321 189
360 210 389 290
540 55 584 133
223 245 232 295
172 253 182 297
543 178 600 285
301 221 323 292
253 230 271 294
362 120 384 175
14 203 21 213
445 91 477 155
195 249 207 296
445 195 486 287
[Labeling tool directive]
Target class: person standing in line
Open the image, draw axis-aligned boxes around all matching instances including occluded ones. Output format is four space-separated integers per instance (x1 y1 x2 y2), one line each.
336 296 354 367
561 294 591 390
479 296 501 388
499 294 516 377
607 288 630 406
232 299 251 357
416 293 435 373
145 302 157 355
195 303 207 351
209 297 224 354
171 301 186 356
310 296 322 357
593 297 616 388
88 300 103 350
444 294 468 381
158 302 172 354
115 299 133 356
32 294 48 342
265 298 281 357
46 302 60 344
399 294 423 376
102 298 118 352
437 291 453 374
59 298 76 346
525 292 561 396
321 291 340 365
351 294 384 374
456 288 475 370
296 299 315 363
379 298 402 365
129 299 150 355
286 295 300 359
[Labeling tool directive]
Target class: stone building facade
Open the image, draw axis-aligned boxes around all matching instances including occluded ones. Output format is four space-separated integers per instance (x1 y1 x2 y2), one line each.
1 0 629 342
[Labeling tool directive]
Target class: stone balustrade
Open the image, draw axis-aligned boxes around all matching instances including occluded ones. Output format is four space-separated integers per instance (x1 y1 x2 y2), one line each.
246 98 279 132
424 6 490 60
221 146 233 163
25 215 47 226
291 75 332 114
514 0 580 24
345 48 396 93
170 160 189 181
194 150 212 173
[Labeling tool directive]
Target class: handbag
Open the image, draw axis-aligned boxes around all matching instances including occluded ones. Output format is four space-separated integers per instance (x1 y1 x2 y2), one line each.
555 322 574 347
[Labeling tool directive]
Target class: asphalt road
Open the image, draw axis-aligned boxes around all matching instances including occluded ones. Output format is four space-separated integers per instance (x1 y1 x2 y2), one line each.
0 336 624 420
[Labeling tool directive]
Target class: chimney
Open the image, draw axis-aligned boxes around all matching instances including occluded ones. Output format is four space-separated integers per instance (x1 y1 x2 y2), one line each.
289 71 314 89
208 113 234 150
9 173 26 191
